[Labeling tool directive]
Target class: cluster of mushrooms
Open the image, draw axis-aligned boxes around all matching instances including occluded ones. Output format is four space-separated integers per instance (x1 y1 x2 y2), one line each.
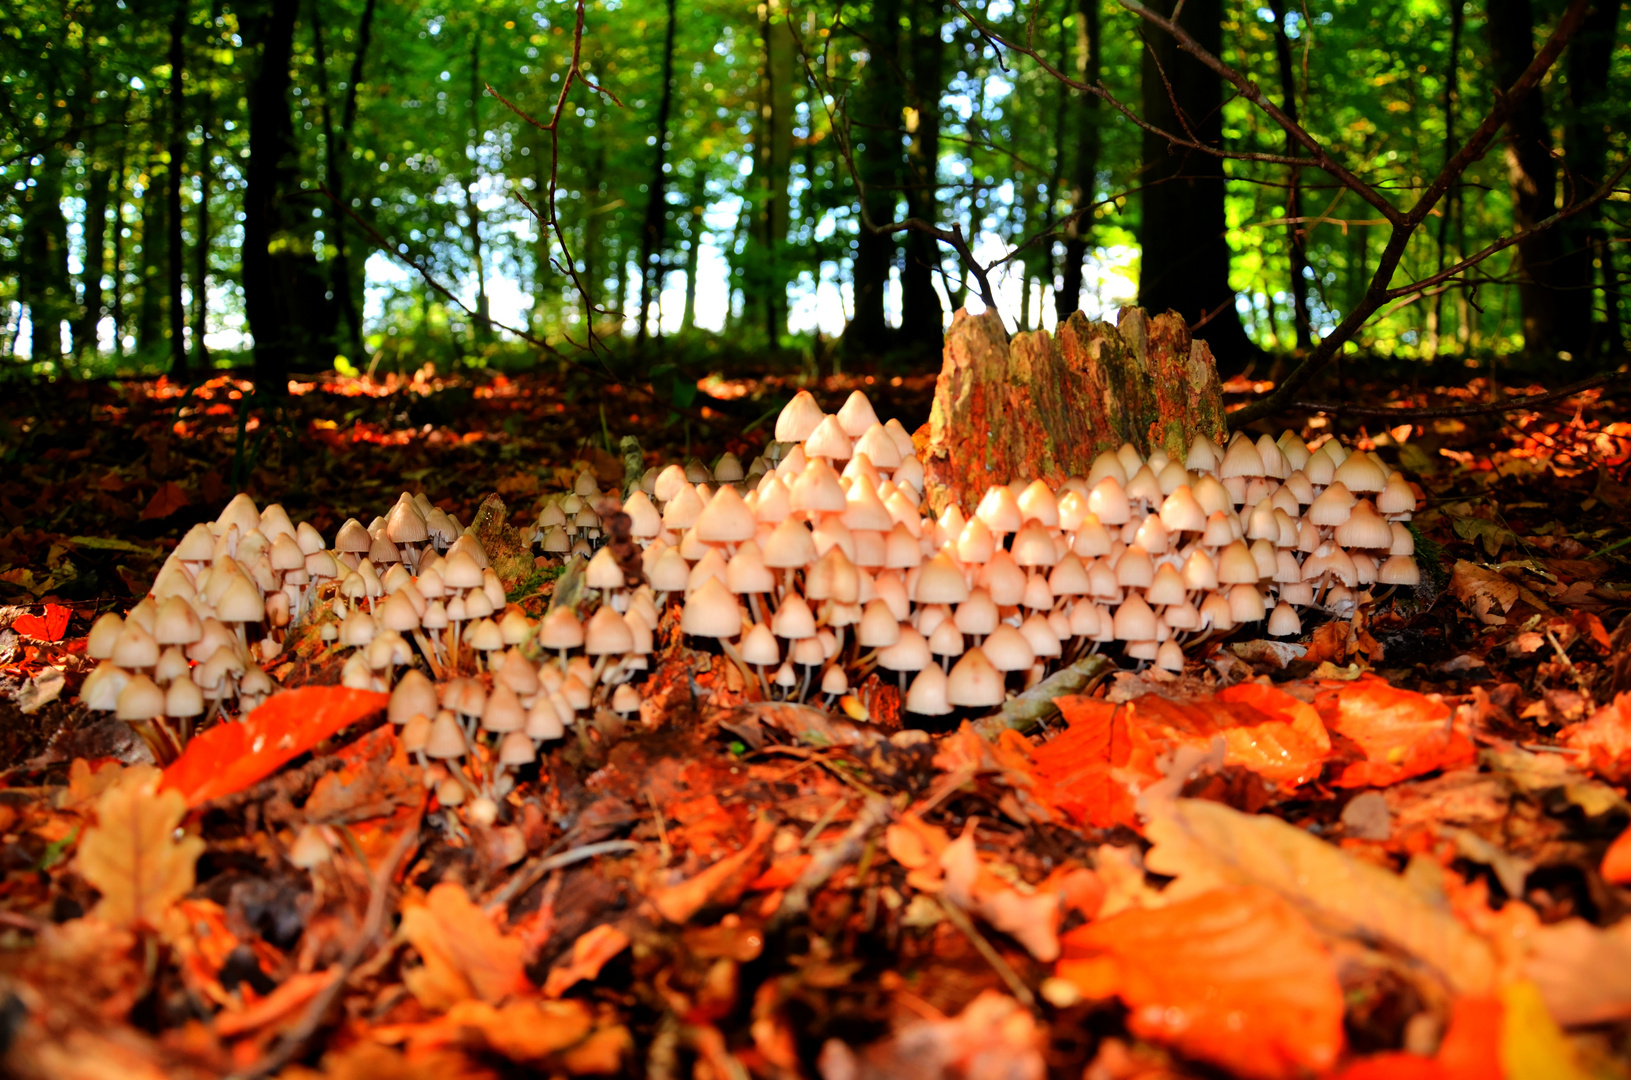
79 386 1417 816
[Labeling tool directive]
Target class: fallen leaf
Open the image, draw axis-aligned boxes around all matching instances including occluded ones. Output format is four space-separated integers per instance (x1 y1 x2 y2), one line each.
1604 824 1631 885
816 990 1045 1080
1057 885 1344 1080
12 603 69 641
77 764 205 929
400 882 529 1011
140 482 189 521
213 970 337 1038
542 923 630 998
161 686 389 806
1522 917 1631 1026
1141 797 1497 994
940 824 1061 961
650 815 775 923
1333 994 1502 1080
1560 693 1631 782
1499 979 1590 1080
1314 677 1473 787
16 666 65 713
418 998 596 1061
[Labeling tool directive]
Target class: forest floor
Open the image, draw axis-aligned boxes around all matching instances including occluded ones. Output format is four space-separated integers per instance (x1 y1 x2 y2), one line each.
1 354 1630 1078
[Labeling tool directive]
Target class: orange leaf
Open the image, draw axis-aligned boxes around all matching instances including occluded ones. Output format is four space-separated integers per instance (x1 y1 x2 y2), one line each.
141 481 190 520
161 686 389 806
1313 676 1473 787
748 854 813 891
1058 885 1344 1080
1028 696 1138 828
1561 693 1631 782
12 603 70 641
650 815 775 924
1604 824 1631 885
400 882 530 1011
1332 995 1501 1080
542 923 631 997
78 764 204 929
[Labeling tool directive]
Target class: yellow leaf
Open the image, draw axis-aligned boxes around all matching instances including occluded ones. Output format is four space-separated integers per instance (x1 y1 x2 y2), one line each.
77 764 204 929
1500 979 1590 1080
399 883 529 1011
1142 797 1496 994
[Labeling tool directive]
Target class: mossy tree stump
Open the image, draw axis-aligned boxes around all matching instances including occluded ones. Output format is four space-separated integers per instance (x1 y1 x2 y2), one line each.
915 306 1228 515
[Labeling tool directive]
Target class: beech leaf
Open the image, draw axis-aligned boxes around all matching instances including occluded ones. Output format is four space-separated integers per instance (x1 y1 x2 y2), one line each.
1141 796 1497 994
1312 677 1475 787
77 764 204 929
162 686 389 806
399 882 529 1011
1058 885 1345 1080
11 602 69 641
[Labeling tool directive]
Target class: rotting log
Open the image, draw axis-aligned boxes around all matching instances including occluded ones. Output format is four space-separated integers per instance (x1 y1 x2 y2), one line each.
915 306 1227 515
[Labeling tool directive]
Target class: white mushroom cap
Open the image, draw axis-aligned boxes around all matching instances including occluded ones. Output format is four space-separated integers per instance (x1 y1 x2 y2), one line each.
115 673 166 722
906 664 951 715
390 669 438 724
681 577 742 639
946 648 1004 707
584 605 635 656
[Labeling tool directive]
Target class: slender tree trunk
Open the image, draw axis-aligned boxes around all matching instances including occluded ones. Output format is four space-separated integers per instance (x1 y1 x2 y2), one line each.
681 172 707 332
77 158 113 359
310 0 364 364
243 0 305 387
192 4 215 369
137 150 168 354
745 0 795 343
900 0 945 348
1266 0 1311 350
582 136 604 323
167 0 189 376
110 104 130 360
1430 0 1464 355
1558 0 1620 359
1056 0 1101 320
464 25 490 347
637 0 678 348
20 152 71 364
1137 0 1256 365
1485 0 1574 356
845 0 903 354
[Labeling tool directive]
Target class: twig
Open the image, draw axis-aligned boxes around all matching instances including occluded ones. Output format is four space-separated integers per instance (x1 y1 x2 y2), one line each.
230 823 419 1080
487 838 641 912
770 796 892 930
1291 371 1624 420
937 898 1036 1009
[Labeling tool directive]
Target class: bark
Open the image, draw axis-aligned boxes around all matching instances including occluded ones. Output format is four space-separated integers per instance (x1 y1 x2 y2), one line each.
1430 0 1464 355
918 306 1226 515
244 0 327 386
582 136 605 320
845 0 903 355
900 0 945 350
76 157 114 359
1056 0 1101 322
464 24 490 346
1136 0 1257 366
681 173 707 332
1557 0 1621 359
746 0 796 342
167 0 189 376
110 104 130 360
1266 0 1311 351
136 152 168 354
637 0 678 348
20 151 71 364
193 6 216 369
1485 0 1578 356
310 0 369 365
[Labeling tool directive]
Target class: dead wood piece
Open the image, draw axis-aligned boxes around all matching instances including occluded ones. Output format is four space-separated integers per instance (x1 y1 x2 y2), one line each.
918 306 1226 514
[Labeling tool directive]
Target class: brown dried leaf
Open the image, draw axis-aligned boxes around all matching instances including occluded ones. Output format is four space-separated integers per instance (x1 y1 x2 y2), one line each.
77 764 204 929
1141 797 1497 994
400 883 529 1011
542 923 631 998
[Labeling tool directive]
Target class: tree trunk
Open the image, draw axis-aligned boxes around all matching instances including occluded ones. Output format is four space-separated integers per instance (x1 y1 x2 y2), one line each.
1056 0 1101 321
637 0 678 348
900 0 944 350
193 5 215 369
1429 0 1464 356
137 152 168 355
1557 0 1620 360
681 173 707 332
310 0 368 366
110 101 131 360
1485 0 1576 356
76 156 114 359
1266 0 1311 351
745 0 795 343
845 0 903 354
919 307 1226 515
20 151 71 364
465 24 490 347
167 0 189 376
1137 0 1256 366
582 136 604 323
244 0 323 387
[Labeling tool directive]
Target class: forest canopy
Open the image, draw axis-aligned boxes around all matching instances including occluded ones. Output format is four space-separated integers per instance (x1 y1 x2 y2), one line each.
2 0 1627 390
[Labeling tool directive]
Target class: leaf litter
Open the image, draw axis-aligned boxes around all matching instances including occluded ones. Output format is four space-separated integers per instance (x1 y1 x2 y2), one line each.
0 367 1629 1077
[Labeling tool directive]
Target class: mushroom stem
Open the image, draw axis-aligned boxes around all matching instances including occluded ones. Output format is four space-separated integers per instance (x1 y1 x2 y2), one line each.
411 630 446 680
798 664 812 704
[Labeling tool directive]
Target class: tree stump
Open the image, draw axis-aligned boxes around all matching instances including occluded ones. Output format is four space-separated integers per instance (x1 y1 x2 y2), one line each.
915 306 1228 515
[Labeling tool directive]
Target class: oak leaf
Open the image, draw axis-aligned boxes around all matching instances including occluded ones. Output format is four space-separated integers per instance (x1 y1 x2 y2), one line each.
399 882 529 1011
77 764 204 929
1057 885 1344 1080
1141 796 1497 994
